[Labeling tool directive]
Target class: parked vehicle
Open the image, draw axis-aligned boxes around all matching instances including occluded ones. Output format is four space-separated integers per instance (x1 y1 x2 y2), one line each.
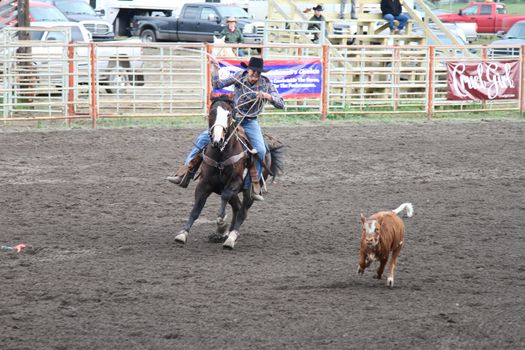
131 2 264 44
490 20 525 57
40 0 114 40
437 2 525 34
27 22 144 93
29 1 69 22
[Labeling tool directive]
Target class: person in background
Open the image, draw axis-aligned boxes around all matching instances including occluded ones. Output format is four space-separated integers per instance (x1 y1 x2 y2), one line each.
219 16 245 56
339 1 358 20
307 4 326 43
380 0 409 34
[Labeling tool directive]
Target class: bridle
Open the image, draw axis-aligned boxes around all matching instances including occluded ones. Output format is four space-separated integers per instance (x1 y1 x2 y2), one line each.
204 101 246 171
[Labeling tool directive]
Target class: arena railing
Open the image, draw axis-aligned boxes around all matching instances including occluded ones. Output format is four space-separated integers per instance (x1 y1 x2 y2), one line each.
1 30 524 126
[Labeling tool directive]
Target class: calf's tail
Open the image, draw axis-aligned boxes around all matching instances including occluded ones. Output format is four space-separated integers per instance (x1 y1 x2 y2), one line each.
392 203 414 218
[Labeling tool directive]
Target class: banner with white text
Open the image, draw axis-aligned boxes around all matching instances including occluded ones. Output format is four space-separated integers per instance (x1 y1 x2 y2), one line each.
214 59 322 98
447 60 520 100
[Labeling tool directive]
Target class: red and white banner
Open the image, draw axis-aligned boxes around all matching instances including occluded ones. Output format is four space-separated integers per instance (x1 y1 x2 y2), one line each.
447 60 520 100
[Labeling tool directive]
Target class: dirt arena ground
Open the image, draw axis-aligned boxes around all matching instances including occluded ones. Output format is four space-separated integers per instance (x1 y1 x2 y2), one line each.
1 120 524 350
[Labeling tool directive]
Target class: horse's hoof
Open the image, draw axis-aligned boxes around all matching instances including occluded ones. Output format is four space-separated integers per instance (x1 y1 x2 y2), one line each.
216 216 229 235
223 231 238 250
174 231 188 244
387 277 394 288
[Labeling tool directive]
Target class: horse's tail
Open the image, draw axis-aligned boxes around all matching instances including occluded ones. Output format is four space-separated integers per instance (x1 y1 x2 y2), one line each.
269 143 285 178
264 133 285 179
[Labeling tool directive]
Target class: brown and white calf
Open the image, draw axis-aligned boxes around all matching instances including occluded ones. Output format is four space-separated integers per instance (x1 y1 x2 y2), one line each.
357 203 414 287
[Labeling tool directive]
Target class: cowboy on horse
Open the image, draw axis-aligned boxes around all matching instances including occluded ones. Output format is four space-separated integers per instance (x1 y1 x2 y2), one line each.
167 57 285 201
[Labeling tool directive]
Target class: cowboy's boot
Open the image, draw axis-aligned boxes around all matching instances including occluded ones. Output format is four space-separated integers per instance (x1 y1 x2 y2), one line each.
167 153 202 188
249 161 264 201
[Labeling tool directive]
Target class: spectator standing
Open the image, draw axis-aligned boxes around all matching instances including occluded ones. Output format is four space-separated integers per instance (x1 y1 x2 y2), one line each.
339 0 358 20
220 16 245 55
307 4 326 43
380 0 409 34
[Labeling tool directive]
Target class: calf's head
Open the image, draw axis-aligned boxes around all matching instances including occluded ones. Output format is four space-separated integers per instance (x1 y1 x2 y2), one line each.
361 214 381 248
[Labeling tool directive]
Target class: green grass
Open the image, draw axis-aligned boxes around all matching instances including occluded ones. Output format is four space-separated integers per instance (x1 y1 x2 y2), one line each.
3 110 519 132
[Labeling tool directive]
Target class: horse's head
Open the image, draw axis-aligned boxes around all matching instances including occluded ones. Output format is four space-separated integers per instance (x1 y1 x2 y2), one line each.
208 94 235 149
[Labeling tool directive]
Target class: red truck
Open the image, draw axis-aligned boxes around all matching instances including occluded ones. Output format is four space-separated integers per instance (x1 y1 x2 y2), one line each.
437 2 525 34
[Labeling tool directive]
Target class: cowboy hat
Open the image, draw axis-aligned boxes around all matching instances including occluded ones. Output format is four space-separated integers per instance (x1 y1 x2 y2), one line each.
312 4 323 11
240 57 269 73
226 16 237 23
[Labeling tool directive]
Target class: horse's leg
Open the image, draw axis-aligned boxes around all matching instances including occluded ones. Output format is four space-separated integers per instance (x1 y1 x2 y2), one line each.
175 186 212 244
223 189 254 250
227 194 242 232
209 189 236 242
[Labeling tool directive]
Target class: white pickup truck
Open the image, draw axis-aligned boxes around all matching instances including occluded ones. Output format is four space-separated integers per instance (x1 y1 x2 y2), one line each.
26 21 144 93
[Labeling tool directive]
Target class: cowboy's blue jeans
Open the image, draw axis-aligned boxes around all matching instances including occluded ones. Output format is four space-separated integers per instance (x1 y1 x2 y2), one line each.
185 118 266 190
383 13 409 31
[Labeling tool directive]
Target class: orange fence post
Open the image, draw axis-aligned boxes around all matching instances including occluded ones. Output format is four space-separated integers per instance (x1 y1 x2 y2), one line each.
321 44 328 121
89 42 98 128
427 45 435 121
67 43 75 125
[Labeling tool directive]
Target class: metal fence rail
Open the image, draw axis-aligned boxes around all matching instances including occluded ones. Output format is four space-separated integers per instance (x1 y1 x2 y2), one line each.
1 31 524 126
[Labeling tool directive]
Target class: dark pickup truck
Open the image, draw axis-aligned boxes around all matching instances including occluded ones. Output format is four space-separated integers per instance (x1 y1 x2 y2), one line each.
131 2 264 44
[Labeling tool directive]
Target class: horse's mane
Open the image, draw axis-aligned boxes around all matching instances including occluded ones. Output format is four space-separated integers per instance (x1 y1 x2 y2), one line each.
211 94 234 105
210 94 235 114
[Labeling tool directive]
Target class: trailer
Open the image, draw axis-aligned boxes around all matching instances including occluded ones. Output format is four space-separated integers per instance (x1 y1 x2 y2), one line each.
89 0 205 36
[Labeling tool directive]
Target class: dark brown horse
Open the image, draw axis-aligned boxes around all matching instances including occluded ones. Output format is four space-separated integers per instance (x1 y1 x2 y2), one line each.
174 95 284 249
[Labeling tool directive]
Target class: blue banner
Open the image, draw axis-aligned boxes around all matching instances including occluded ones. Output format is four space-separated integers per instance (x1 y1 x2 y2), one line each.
214 59 322 98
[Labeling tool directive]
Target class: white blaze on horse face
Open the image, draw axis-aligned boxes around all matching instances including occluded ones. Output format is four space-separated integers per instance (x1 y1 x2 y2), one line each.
212 106 229 143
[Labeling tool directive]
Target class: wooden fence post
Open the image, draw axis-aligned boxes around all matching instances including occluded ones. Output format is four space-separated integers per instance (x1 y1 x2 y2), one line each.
427 45 435 121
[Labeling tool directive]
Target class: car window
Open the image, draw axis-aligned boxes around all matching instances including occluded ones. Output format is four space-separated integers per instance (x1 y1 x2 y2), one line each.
30 6 68 22
46 31 66 41
30 31 45 40
216 6 250 19
44 27 85 42
496 5 506 15
461 5 477 16
507 22 525 39
200 7 216 20
71 26 84 42
183 6 199 19
480 5 491 16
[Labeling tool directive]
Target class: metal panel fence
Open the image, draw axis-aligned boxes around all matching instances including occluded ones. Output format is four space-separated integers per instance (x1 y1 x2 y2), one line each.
1 31 524 126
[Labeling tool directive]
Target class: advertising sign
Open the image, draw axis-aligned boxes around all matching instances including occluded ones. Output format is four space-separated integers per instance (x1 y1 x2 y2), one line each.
447 61 520 100
215 59 322 98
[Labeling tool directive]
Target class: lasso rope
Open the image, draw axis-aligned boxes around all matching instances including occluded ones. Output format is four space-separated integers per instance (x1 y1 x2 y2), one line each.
171 46 267 150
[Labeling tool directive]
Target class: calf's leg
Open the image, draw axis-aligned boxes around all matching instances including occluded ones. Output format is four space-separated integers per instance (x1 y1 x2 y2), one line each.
386 247 402 288
376 258 388 280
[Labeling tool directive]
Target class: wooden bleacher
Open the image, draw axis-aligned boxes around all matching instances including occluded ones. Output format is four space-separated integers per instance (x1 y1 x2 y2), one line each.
266 0 431 104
